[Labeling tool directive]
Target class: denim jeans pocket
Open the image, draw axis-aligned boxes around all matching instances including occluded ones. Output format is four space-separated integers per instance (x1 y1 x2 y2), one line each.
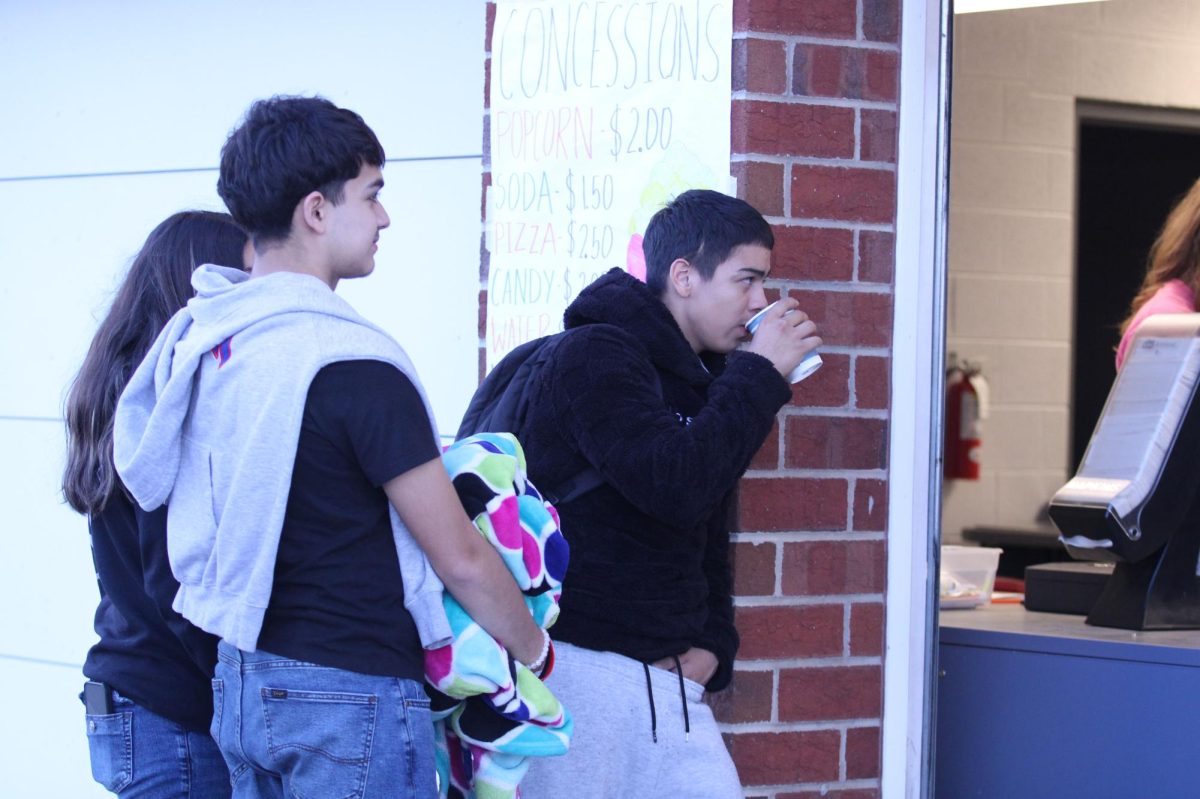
399 694 434 792
85 710 133 793
260 688 378 799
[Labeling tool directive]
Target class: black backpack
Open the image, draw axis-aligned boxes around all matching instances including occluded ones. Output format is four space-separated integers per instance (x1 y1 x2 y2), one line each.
456 330 606 505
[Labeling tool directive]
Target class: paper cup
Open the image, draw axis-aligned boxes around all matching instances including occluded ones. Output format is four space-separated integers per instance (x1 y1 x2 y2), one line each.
746 302 823 384
788 351 823 383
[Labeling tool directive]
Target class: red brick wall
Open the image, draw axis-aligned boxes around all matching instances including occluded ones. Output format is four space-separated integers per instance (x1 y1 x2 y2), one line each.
721 0 898 795
481 2 899 794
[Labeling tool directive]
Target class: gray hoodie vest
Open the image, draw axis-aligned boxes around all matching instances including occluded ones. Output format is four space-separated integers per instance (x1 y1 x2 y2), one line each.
114 265 451 652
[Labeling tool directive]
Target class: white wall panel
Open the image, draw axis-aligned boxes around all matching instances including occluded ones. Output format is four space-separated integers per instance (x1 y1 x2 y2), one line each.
0 658 104 797
0 171 224 419
0 1 484 177
0 162 479 432
339 157 483 436
0 420 98 664
0 2 486 791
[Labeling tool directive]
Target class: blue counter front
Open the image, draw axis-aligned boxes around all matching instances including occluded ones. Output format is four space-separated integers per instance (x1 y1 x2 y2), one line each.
936 604 1200 797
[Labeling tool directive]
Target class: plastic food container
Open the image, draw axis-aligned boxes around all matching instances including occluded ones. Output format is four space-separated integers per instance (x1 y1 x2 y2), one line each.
939 545 1002 609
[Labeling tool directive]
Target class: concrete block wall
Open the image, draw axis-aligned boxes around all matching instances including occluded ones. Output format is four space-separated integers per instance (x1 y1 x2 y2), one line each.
942 0 1200 542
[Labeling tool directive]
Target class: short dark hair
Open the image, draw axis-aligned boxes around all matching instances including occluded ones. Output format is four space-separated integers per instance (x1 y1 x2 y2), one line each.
643 189 774 295
217 95 385 245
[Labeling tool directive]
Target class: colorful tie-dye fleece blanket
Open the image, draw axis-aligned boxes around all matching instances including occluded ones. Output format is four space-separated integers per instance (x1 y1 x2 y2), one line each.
430 433 573 798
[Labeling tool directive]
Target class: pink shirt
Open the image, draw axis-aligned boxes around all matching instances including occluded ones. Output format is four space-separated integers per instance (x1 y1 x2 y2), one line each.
1115 279 1196 369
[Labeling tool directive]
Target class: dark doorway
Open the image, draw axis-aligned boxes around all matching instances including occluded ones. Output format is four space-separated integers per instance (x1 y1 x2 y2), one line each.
1071 108 1200 472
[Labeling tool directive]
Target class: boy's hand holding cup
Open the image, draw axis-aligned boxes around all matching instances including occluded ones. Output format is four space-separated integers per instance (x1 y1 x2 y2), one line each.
745 299 823 383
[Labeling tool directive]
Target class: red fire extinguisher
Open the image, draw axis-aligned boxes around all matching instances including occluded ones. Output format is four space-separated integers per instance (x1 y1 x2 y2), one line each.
945 359 987 480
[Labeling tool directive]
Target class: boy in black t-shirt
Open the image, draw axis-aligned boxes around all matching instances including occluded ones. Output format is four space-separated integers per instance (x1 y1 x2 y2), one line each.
116 96 547 799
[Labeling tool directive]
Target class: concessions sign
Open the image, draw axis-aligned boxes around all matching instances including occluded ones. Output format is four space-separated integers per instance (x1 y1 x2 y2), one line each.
487 0 734 367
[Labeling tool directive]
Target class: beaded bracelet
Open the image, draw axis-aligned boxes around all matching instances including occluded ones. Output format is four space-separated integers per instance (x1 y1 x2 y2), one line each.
526 628 552 676
538 638 555 679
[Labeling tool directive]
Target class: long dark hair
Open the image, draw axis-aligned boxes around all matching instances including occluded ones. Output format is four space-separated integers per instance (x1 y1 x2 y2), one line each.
63 211 247 513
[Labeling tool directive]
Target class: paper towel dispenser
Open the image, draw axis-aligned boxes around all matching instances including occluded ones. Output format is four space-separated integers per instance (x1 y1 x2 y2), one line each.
1048 313 1200 629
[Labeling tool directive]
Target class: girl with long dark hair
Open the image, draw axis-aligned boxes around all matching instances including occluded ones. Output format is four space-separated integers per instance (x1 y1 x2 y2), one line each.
64 210 249 798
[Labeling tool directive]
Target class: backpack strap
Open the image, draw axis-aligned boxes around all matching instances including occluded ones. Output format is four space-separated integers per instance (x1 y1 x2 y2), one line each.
543 467 607 506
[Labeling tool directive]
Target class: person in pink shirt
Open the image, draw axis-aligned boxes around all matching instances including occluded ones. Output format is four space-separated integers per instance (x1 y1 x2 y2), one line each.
1116 177 1200 369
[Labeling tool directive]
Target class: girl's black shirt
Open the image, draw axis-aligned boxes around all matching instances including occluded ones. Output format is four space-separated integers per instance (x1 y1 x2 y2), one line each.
84 491 220 732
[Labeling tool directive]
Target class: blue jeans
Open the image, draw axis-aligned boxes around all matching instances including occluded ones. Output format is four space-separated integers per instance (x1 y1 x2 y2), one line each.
83 688 230 798
212 642 436 799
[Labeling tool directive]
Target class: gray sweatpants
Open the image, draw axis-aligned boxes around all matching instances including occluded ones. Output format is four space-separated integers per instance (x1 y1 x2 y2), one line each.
520 642 743 799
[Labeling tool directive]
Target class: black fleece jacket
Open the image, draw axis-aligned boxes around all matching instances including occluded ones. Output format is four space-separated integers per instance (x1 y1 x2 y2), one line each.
519 268 791 691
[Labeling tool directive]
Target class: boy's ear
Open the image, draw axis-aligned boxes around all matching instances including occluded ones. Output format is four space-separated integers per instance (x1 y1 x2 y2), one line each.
297 190 327 233
668 258 693 298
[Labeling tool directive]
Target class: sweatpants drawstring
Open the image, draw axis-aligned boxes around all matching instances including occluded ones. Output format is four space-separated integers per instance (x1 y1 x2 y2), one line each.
671 655 691 742
641 661 658 742
643 657 692 743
